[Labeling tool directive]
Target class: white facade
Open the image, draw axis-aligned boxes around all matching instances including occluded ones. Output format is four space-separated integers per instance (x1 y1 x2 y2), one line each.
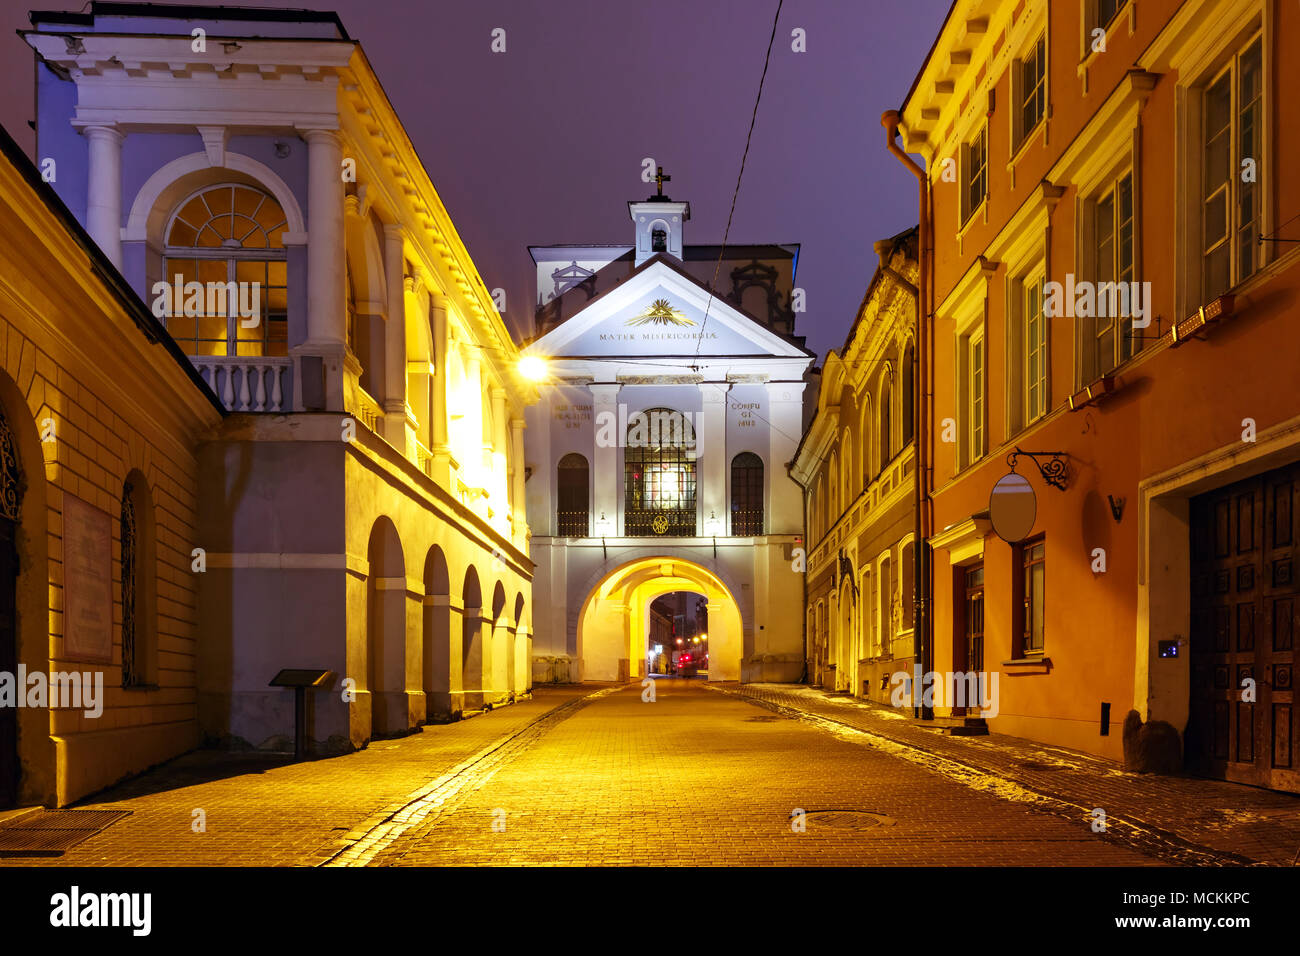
523 203 813 684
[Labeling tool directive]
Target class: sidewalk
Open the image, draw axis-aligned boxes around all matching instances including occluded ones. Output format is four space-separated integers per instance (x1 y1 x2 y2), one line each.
0 686 593 866
713 682 1300 866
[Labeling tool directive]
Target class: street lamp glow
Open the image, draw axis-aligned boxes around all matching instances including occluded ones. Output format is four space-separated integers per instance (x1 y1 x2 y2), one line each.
518 355 547 381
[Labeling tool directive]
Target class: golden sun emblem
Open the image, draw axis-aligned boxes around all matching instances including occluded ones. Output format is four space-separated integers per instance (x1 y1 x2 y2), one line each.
651 514 671 534
626 298 695 327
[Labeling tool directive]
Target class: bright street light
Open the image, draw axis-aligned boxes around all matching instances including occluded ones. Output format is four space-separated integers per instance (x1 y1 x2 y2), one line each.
518 355 547 381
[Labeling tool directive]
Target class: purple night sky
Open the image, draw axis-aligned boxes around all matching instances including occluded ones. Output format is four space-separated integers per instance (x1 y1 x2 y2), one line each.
0 0 949 360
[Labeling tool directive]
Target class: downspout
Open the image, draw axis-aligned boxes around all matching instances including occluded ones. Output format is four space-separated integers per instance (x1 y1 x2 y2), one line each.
882 110 932 720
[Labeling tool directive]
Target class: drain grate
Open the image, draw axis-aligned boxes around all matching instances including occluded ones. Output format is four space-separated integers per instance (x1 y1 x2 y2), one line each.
743 715 783 722
0 809 132 856
801 809 896 830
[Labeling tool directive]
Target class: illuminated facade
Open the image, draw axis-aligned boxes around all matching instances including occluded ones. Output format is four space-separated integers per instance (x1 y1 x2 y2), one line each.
792 229 920 704
24 3 535 766
523 185 814 683
898 0 1300 789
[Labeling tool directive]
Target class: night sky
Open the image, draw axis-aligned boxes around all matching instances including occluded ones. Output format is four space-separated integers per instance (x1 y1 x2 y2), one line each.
0 0 950 361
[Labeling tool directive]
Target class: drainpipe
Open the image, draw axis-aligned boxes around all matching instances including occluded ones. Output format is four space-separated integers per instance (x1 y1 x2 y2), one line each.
881 110 932 720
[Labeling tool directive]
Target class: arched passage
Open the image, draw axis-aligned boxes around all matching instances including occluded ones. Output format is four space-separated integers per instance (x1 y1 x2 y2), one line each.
577 557 744 683
366 516 406 737
491 581 509 699
461 566 487 710
423 545 453 720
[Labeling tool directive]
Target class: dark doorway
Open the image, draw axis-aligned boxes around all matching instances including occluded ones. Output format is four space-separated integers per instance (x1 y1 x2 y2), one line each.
1189 461 1299 792
0 514 17 808
962 564 985 713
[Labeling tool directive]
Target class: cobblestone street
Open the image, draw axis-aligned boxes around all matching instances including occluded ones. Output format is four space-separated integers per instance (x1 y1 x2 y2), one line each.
1 679 1247 866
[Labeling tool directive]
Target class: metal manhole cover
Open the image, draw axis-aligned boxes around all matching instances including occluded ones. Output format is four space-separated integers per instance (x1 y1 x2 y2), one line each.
0 809 132 856
744 715 782 722
1018 761 1066 771
801 809 896 830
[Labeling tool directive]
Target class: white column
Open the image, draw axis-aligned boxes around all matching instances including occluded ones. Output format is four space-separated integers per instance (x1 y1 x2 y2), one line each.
303 129 346 345
84 125 124 269
492 386 509 520
430 293 451 480
766 381 806 535
589 383 621 535
698 382 729 535
510 417 526 546
382 224 409 450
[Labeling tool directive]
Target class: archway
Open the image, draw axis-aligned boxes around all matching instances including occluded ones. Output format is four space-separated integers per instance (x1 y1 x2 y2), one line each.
0 370 50 808
422 545 453 720
490 581 508 700
365 517 406 737
461 566 487 710
577 557 744 683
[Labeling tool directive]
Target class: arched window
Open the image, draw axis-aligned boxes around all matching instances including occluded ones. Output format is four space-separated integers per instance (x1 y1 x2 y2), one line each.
901 344 915 447
900 539 915 631
730 452 763 535
842 429 853 501
162 183 288 357
624 407 696 536
120 475 156 688
829 452 838 520
879 379 892 467
557 453 590 536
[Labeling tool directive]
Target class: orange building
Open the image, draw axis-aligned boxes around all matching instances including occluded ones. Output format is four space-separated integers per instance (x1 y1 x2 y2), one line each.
890 0 1300 791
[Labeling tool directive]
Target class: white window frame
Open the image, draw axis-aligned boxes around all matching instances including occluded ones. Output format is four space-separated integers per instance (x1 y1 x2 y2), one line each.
1012 31 1048 155
1174 11 1271 319
961 124 988 226
1006 261 1049 435
1077 164 1137 384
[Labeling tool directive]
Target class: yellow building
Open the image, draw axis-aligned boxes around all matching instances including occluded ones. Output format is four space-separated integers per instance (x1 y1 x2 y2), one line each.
793 230 921 703
0 123 224 808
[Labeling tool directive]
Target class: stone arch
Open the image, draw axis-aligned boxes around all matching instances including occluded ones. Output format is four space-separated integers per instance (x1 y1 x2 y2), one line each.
124 151 306 242
366 516 406 737
576 556 745 683
461 565 488 710
491 580 510 696
859 389 874 481
422 545 453 720
0 369 50 808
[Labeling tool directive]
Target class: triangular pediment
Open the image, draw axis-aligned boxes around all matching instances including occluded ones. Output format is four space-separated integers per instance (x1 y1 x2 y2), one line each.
525 257 810 359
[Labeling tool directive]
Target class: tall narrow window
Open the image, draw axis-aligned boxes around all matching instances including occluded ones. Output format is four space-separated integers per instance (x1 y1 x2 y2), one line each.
1201 37 1263 302
1086 171 1137 382
900 540 915 631
1015 33 1047 151
730 452 763 535
1024 277 1047 423
1020 537 1046 654
624 408 696 536
162 184 288 357
556 453 589 536
901 345 915 447
119 476 155 688
879 380 892 468
962 126 988 224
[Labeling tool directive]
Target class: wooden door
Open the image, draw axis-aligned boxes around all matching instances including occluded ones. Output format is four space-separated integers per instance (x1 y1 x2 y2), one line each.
963 565 985 713
1189 462 1299 792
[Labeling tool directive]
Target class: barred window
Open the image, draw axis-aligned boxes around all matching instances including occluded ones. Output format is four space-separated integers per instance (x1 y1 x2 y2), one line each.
556 453 589 536
730 452 763 535
624 408 696 536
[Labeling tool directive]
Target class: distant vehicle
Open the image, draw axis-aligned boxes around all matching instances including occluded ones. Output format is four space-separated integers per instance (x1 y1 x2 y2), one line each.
678 653 700 677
